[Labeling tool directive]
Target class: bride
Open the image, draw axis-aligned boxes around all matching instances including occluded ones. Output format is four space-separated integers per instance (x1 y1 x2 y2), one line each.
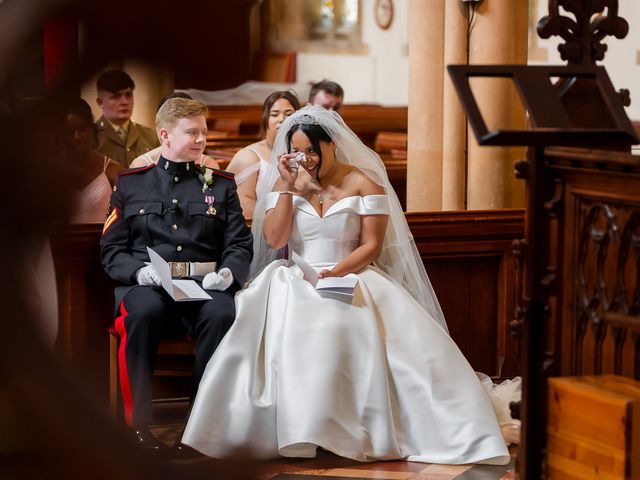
182 106 512 465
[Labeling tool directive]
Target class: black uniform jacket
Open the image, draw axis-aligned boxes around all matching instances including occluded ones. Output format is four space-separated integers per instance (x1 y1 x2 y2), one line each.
100 156 253 303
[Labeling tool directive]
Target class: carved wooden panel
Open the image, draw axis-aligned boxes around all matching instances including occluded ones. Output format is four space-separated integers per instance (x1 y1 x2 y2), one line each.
538 0 629 66
568 193 640 379
512 145 640 479
536 147 640 388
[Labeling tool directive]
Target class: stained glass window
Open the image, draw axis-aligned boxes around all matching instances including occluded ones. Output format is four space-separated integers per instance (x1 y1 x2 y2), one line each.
267 0 363 54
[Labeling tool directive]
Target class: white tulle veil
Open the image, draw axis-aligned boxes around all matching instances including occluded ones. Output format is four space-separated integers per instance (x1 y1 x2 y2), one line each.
250 105 448 333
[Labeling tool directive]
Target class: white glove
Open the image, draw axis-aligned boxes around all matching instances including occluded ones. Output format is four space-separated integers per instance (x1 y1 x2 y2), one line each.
202 268 233 291
136 265 161 286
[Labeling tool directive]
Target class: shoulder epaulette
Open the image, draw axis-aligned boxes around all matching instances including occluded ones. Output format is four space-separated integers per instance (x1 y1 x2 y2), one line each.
211 169 235 181
118 164 156 176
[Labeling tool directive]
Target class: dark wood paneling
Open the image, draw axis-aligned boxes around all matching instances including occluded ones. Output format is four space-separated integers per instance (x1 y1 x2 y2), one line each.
470 259 500 374
436 260 472 355
51 209 524 403
407 209 525 377
51 224 117 402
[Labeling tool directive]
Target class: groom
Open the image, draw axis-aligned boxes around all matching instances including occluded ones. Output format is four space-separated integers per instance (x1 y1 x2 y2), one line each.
100 97 252 452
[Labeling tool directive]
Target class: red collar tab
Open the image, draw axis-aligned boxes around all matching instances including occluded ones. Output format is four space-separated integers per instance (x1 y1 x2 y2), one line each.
118 164 156 176
211 169 235 181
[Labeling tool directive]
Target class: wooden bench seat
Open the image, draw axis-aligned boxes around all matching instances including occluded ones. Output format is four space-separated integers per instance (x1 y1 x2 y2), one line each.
206 104 408 149
375 131 408 154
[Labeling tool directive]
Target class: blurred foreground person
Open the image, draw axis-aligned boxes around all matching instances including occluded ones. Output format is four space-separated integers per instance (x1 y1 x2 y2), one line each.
0 1 256 477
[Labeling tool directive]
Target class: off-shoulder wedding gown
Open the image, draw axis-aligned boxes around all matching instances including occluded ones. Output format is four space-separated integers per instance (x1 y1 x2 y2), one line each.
183 193 511 465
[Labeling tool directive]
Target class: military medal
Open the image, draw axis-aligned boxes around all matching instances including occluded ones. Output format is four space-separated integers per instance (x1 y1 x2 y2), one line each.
205 195 216 216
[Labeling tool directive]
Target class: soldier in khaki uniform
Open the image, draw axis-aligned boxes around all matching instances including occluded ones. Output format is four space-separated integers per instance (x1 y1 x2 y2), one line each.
95 70 159 168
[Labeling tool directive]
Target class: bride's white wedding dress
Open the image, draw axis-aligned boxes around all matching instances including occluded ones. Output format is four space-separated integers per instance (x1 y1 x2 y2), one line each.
183 192 511 465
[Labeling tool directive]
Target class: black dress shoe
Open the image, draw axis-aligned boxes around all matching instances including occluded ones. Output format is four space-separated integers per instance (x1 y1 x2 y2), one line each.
173 429 203 458
134 426 167 452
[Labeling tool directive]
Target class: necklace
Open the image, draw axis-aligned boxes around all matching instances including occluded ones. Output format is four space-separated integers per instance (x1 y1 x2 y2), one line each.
311 178 324 205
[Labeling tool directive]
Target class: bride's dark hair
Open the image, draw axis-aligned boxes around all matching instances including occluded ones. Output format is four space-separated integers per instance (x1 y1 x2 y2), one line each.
285 123 331 181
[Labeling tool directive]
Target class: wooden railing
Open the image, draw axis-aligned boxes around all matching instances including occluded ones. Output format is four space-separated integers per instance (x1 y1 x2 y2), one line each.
51 209 524 404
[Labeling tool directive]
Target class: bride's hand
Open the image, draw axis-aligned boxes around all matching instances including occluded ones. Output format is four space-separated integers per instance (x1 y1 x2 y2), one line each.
277 153 300 188
317 268 338 279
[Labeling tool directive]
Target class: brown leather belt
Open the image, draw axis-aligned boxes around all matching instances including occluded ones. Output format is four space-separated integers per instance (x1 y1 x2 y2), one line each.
168 261 217 278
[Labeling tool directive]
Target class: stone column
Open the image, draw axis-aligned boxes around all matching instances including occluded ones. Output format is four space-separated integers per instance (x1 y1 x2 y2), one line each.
407 0 445 211
277 0 307 49
441 1 469 210
466 0 528 209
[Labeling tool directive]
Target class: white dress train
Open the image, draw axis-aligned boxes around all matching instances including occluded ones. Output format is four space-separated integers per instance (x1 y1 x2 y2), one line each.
183 193 511 465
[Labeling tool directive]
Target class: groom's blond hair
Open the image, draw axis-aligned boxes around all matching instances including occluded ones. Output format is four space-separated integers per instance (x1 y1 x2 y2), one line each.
156 98 207 135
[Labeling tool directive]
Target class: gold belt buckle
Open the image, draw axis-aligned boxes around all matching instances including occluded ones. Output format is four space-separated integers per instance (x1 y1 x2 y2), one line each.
170 261 189 278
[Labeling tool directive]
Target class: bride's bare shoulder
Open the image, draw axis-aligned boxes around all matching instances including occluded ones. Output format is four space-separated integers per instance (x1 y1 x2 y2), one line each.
345 167 385 196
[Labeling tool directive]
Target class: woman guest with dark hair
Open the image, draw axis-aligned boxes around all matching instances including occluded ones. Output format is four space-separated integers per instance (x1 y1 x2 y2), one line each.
60 98 123 223
226 90 300 218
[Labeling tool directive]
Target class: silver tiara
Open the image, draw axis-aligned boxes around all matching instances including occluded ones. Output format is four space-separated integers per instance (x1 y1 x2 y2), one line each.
292 113 320 125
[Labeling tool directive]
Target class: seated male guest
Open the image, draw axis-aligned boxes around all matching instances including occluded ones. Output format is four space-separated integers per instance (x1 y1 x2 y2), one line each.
308 79 344 112
100 98 252 450
95 69 160 167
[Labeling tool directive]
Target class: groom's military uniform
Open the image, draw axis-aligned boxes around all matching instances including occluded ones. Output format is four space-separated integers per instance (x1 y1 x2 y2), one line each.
101 157 252 426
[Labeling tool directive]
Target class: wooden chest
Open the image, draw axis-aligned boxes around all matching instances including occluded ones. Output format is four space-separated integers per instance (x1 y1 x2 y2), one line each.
547 375 640 479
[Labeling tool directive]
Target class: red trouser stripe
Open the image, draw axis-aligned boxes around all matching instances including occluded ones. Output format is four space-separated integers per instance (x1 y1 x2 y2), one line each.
114 301 134 426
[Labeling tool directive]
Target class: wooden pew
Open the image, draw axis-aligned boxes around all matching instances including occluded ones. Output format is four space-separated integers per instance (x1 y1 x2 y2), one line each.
374 131 408 209
381 159 407 210
210 117 242 137
206 104 408 149
374 131 408 154
51 209 523 410
206 105 262 136
340 105 407 147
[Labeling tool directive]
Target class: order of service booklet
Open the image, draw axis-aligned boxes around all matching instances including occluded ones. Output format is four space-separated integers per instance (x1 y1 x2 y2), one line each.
291 251 358 299
147 247 212 301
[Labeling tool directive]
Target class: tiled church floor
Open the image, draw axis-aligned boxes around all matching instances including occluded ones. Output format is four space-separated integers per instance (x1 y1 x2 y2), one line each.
151 423 516 480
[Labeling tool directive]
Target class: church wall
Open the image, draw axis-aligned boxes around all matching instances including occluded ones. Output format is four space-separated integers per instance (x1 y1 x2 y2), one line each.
296 0 409 105
76 2 640 126
297 0 640 119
